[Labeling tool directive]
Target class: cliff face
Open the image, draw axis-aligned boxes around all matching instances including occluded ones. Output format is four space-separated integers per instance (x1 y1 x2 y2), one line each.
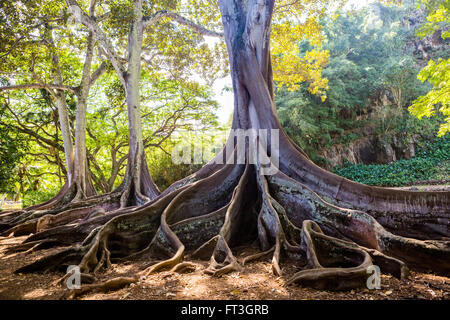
318 130 417 169
403 9 448 63
319 88 418 169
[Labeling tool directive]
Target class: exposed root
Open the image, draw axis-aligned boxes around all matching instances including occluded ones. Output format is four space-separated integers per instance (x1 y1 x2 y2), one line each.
13 181 193 257
1 221 39 238
16 163 230 281
11 158 449 294
359 247 409 279
10 239 60 255
287 220 373 290
256 167 300 277
170 262 198 273
204 163 253 276
64 276 137 300
279 139 450 240
269 172 450 276
191 236 219 260
36 206 105 233
205 236 241 276
379 232 450 274
143 246 184 275
0 192 121 237
14 182 76 215
15 245 88 274
271 234 282 276
242 246 274 265
56 271 96 287
0 183 77 225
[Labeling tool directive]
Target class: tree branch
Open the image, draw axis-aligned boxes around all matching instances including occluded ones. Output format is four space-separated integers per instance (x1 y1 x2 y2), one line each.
89 61 108 86
95 12 111 22
65 0 126 84
143 11 224 38
0 83 76 93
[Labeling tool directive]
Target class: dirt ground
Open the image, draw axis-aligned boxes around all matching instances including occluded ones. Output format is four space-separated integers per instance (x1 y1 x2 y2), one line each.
0 235 448 300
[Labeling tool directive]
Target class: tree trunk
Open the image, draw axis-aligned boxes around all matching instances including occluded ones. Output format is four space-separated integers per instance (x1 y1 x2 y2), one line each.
72 33 98 199
0 1 157 232
73 97 96 199
118 1 159 206
219 0 449 239
54 92 75 183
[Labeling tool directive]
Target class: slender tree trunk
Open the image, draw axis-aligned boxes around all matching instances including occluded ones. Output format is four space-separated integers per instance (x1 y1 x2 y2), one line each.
73 97 96 198
51 41 75 182
54 92 75 182
119 0 159 206
73 33 97 199
6 36 99 216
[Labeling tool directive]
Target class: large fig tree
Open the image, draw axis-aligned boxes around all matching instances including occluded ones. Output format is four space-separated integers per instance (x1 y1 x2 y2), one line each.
3 0 449 294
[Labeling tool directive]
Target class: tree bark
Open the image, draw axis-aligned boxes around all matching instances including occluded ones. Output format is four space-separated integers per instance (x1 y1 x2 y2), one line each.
73 32 98 199
53 74 75 184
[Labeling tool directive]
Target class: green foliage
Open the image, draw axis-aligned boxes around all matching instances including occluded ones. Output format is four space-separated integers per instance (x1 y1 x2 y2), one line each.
84 73 220 192
409 57 450 136
276 85 344 162
0 87 66 201
0 105 26 194
277 2 440 164
333 135 450 186
148 150 203 191
22 186 60 208
415 0 449 38
409 0 450 136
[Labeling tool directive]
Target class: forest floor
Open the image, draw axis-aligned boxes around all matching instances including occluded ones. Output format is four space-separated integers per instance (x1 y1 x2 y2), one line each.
0 235 448 300
0 184 448 301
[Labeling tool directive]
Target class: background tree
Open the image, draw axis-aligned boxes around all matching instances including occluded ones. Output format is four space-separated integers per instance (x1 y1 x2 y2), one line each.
0 0 109 213
64 0 226 207
86 75 219 193
0 0 77 194
0 107 26 198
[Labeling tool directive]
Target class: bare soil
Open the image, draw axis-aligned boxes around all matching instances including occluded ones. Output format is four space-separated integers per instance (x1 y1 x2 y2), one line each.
0 235 448 300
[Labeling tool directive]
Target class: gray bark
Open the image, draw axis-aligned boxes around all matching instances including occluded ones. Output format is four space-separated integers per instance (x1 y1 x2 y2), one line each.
50 38 75 183
73 32 97 198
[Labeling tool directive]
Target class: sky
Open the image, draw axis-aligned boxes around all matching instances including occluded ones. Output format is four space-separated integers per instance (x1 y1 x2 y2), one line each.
211 0 376 125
